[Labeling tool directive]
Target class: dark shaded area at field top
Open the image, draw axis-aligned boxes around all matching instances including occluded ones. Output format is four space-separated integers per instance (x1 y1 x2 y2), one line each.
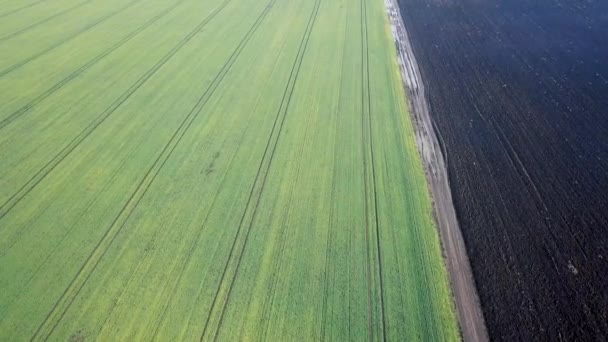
396 0 608 340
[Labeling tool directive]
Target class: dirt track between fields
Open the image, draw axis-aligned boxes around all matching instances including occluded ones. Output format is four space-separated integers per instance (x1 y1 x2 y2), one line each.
384 1 489 341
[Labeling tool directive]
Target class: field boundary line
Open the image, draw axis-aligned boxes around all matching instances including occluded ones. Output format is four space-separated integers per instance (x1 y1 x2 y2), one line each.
0 0 49 19
0 0 231 223
199 0 321 339
360 0 386 338
0 0 144 78
29 0 275 338
383 0 489 339
0 0 188 130
0 0 98 42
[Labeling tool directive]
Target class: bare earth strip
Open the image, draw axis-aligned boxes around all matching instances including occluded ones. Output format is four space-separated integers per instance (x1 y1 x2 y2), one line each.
383 0 489 341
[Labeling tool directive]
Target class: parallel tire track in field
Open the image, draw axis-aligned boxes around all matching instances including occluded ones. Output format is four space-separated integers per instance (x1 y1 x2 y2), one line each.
91 1 284 334
320 16 347 338
0 0 97 42
0 0 48 19
29 0 281 338
259 95 313 341
360 0 386 338
0 0 231 223
0 154 132 317
360 0 374 335
0 0 144 78
92 210 175 335
146 125 248 341
199 0 321 339
0 0 188 130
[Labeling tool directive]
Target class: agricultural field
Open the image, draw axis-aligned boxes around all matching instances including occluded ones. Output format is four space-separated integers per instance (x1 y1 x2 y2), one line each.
0 0 460 340
397 0 608 340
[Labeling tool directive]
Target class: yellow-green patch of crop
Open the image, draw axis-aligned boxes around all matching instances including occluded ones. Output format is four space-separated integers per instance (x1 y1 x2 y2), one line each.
0 0 460 339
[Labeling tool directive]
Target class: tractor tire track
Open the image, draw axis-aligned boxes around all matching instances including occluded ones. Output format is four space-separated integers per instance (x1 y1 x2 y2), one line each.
0 0 49 19
360 0 386 338
147 16 299 335
0 0 232 223
147 139 245 341
320 19 347 339
0 0 187 130
199 0 321 339
260 87 314 342
0 0 97 42
360 0 374 337
0 150 134 318
93 214 173 337
145 77 276 338
29 0 277 338
0 126 142 256
143 65 284 338
319 104 340 342
0 0 144 78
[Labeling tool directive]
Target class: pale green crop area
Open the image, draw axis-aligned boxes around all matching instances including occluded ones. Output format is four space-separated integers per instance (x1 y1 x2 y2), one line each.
0 0 459 340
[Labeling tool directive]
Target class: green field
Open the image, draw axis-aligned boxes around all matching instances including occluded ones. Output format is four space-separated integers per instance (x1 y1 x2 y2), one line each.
0 0 459 340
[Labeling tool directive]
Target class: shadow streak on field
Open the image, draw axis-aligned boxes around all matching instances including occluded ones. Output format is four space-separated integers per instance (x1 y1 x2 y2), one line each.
396 0 608 340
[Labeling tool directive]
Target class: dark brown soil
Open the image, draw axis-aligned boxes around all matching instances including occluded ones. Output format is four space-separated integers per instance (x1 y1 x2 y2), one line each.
396 0 608 340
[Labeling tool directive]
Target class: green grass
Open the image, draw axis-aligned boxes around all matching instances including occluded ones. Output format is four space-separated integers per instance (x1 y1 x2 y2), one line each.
0 0 460 340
